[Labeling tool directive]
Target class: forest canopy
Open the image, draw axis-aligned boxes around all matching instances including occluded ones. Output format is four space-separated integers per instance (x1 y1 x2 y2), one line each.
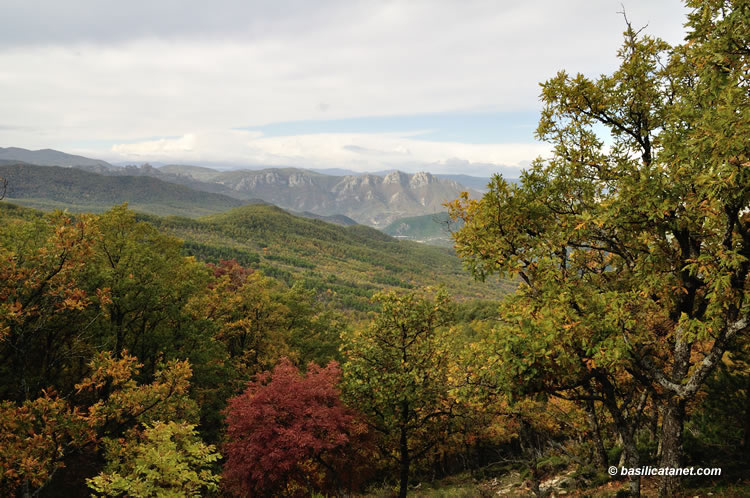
0 1 747 497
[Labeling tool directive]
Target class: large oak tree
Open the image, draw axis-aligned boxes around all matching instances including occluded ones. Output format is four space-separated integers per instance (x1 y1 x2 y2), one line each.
449 1 748 495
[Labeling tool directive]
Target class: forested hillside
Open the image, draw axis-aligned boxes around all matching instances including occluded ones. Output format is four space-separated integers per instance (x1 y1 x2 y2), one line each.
144 204 512 310
0 163 250 217
0 147 114 170
0 201 512 497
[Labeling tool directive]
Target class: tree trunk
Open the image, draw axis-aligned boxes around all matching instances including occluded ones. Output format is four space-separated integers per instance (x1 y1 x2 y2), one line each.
529 456 542 498
399 399 410 498
585 398 609 469
620 426 641 497
658 396 685 497
598 374 640 496
650 403 659 446
743 376 750 459
399 427 409 498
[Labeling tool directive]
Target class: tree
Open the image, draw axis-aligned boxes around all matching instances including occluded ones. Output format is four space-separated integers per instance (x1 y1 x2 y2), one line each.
223 357 367 497
341 290 458 498
449 2 748 496
0 211 96 402
0 206 235 494
0 351 199 496
84 205 209 370
0 391 94 496
86 421 221 497
190 264 289 378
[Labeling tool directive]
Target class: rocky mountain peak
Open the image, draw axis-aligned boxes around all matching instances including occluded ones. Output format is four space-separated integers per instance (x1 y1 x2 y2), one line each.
409 171 436 188
360 173 382 186
288 172 313 187
383 171 408 185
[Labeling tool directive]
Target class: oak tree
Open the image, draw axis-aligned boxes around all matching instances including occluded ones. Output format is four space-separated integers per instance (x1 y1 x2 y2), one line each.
449 2 748 495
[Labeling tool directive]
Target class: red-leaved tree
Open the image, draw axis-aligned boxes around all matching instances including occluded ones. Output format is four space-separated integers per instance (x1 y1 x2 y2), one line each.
223 357 370 497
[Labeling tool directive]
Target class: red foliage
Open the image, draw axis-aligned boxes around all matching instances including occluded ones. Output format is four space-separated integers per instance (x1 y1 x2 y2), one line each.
207 259 253 290
222 358 369 497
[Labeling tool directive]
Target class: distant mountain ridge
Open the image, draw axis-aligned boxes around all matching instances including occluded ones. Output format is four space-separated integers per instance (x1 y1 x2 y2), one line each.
0 147 114 172
156 165 481 227
0 148 483 227
0 163 250 217
312 169 496 191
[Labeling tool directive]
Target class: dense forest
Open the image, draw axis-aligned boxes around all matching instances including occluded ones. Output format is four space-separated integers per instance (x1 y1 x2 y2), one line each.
0 1 748 497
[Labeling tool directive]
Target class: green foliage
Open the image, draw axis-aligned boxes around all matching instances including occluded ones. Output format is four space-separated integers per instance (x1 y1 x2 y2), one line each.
87 421 221 497
83 205 211 374
0 208 97 400
0 350 199 496
449 2 749 494
152 204 512 312
181 240 260 267
342 290 459 496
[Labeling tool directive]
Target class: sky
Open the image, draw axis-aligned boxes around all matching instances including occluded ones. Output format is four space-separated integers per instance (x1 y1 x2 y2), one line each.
1 0 689 176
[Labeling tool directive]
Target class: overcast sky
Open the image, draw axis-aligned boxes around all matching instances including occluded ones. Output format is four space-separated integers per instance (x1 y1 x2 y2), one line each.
1 0 689 175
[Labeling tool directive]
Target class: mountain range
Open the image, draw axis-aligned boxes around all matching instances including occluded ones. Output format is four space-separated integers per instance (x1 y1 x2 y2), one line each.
0 147 485 227
203 167 478 227
0 147 114 171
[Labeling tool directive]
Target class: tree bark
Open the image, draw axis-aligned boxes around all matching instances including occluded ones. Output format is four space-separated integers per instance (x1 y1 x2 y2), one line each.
597 373 640 496
658 396 685 497
620 424 641 497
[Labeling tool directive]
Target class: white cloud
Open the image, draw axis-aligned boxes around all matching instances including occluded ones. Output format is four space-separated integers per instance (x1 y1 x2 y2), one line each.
109 129 548 175
0 0 689 171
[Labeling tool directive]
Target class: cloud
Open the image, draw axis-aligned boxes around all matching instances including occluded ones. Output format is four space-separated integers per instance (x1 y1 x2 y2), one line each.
0 0 689 171
108 129 548 175
0 0 358 47
342 144 411 157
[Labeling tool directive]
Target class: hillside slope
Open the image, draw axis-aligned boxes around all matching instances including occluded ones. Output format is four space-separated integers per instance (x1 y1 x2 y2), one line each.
143 204 513 310
0 201 513 311
0 163 249 217
382 212 460 247
0 147 114 172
